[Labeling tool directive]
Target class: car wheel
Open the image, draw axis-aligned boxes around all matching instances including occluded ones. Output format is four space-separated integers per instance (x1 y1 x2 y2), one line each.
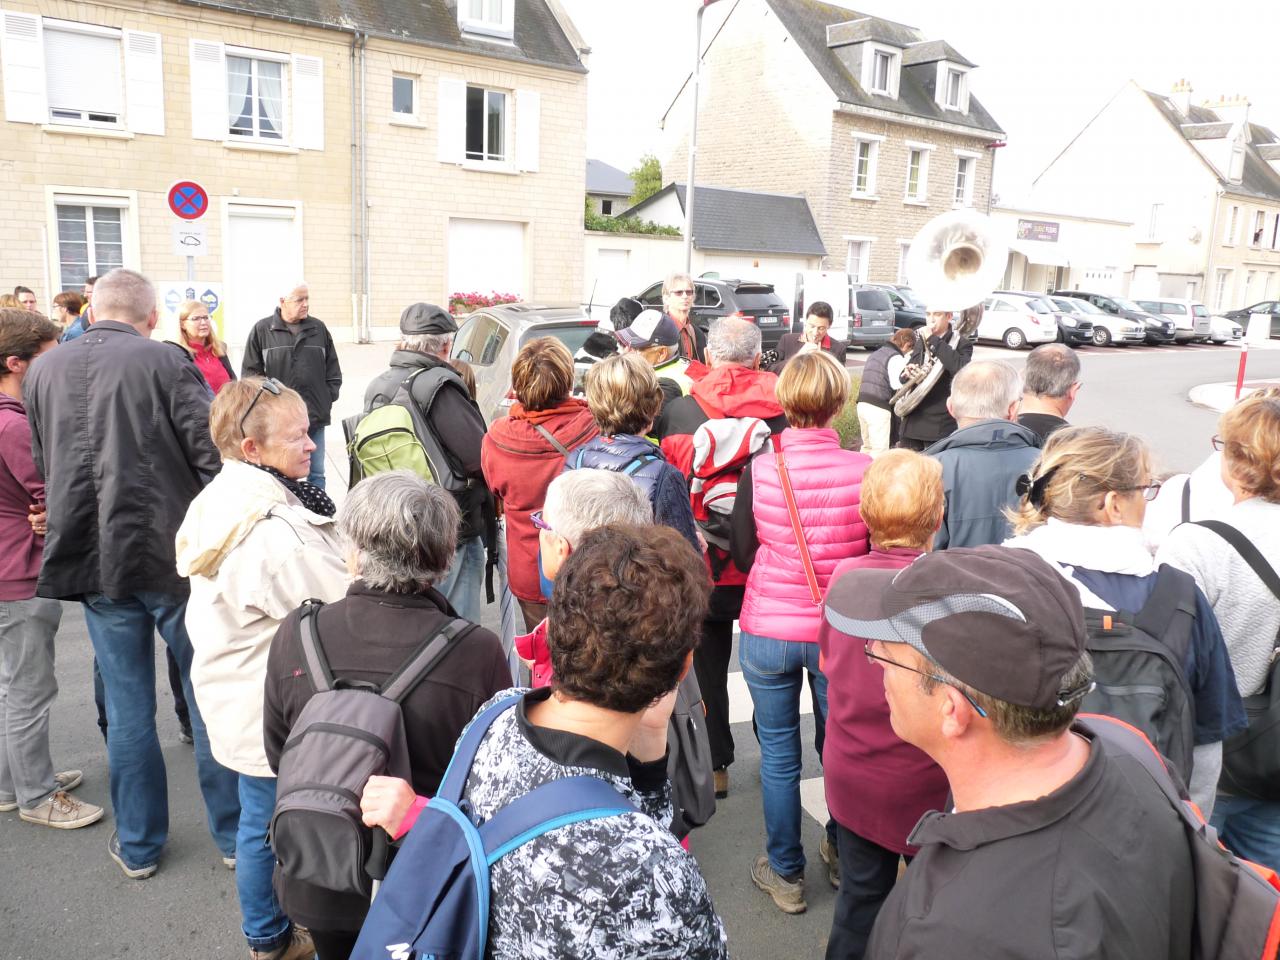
1211 338 1227 345
1091 327 1112 347
1002 328 1026 350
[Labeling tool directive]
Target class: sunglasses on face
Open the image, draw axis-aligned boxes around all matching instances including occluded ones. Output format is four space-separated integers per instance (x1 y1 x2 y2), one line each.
668 289 695 297
239 378 283 437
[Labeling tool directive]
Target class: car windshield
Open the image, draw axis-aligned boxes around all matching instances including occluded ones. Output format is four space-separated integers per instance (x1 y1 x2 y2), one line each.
733 290 786 311
519 322 601 356
897 287 925 309
1193 305 1209 318
1112 297 1144 311
855 290 892 310
1072 299 1105 314
1021 298 1051 313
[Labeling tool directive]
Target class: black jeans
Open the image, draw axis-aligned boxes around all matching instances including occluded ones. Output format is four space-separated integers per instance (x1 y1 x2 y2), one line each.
309 928 359 960
696 584 743 770
825 823 910 960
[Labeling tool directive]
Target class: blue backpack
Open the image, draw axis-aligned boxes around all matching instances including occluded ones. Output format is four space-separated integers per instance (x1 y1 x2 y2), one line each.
350 693 636 960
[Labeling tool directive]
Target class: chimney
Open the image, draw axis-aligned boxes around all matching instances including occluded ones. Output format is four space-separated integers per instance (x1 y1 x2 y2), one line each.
1205 92 1251 135
1171 78 1192 118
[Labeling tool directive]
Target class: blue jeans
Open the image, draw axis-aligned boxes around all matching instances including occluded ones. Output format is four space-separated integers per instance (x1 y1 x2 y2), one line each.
739 629 832 877
237 774 291 949
1211 794 1280 872
81 592 240 869
308 424 327 489
437 536 485 623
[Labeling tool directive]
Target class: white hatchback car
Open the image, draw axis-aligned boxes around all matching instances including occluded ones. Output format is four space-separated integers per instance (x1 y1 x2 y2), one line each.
1050 296 1146 346
980 294 1061 349
1135 298 1213 343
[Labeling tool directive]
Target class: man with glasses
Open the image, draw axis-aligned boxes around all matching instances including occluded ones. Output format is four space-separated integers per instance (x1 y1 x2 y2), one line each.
662 272 707 364
24 268 239 879
242 281 342 489
825 545 1196 960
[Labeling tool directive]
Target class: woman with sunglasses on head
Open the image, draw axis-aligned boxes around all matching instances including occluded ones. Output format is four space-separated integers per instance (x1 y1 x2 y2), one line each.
1003 425 1245 813
1156 391 1280 869
175 377 350 960
170 299 235 394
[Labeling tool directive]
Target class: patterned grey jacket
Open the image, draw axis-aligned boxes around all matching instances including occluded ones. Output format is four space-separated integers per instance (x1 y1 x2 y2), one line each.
462 687 729 960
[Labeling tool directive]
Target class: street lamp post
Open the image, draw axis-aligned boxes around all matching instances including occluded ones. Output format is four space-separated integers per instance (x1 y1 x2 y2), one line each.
683 0 722 273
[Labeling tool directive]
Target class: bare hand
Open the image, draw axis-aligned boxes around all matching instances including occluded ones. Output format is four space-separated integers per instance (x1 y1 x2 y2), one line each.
360 775 417 837
629 688 678 763
28 504 46 536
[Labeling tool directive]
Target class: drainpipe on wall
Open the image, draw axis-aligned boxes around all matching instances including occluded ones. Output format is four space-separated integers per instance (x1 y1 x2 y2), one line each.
359 32 371 343
1204 188 1224 307
350 33 360 338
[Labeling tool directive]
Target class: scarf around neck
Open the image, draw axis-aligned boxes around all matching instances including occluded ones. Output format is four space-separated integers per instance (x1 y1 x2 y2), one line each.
251 462 335 518
1003 518 1156 609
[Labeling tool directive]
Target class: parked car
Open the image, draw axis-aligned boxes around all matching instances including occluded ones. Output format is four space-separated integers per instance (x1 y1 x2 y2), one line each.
636 277 791 350
790 273 896 346
1134 299 1213 343
843 285 897 347
867 283 927 329
979 293 1060 349
1052 290 1176 344
451 303 600 423
1222 300 1280 338
1208 314 1245 345
995 290 1092 346
1049 295 1146 347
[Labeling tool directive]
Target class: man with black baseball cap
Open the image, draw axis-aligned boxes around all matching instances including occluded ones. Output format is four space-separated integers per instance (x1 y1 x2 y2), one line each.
360 303 490 620
825 544 1195 959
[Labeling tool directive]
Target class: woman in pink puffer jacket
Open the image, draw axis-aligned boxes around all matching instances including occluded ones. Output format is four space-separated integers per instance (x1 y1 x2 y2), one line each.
729 349 870 914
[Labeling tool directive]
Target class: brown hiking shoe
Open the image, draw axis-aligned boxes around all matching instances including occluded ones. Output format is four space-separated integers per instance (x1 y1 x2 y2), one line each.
19 790 103 830
713 767 729 799
249 925 314 960
820 833 840 889
751 854 807 914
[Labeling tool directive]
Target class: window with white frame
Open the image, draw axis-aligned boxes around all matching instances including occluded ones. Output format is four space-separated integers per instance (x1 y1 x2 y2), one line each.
897 242 912 284
44 21 123 125
458 0 514 40
1215 268 1233 311
55 201 126 291
465 85 507 161
943 68 964 109
846 239 871 283
861 44 900 98
227 53 286 140
905 147 931 202
1273 213 1280 250
1225 205 1240 245
1147 203 1162 241
850 133 882 198
392 74 416 117
1252 209 1266 247
953 155 976 206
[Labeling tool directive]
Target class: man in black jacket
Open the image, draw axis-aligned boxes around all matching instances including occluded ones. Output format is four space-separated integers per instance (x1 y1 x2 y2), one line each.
898 310 974 451
242 282 341 488
767 301 849 371
24 268 239 879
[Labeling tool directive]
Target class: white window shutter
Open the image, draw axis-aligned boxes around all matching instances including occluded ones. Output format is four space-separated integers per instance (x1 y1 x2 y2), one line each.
1 11 46 123
437 76 465 164
189 39 225 141
291 55 323 150
123 30 163 135
516 88 540 172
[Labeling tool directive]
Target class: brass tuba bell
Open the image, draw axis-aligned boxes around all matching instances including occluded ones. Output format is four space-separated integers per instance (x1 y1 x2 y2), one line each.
904 209 1008 318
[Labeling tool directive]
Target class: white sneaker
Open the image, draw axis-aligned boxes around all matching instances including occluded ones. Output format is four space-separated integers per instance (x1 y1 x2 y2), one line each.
0 770 83 812
19 790 104 830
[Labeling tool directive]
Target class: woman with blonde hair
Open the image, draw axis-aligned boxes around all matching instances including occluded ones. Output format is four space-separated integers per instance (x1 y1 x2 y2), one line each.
730 348 871 915
171 299 235 394
176 377 350 960
1004 425 1244 811
1158 391 1280 868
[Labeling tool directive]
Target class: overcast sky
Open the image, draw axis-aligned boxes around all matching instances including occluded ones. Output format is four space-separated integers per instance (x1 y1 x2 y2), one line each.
559 0 1280 203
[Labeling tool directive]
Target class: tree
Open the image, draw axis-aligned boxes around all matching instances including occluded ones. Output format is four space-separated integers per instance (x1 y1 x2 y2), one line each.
628 154 664 207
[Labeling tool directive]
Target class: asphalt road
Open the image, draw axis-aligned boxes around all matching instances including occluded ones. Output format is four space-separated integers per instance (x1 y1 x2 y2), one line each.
4 338 1279 959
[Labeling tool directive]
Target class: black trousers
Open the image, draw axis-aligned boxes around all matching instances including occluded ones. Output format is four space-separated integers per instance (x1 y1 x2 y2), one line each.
696 584 743 770
825 823 910 960
309 928 359 960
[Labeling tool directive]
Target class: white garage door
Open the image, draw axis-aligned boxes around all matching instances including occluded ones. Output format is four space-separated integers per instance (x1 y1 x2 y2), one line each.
448 219 525 300
224 203 303 354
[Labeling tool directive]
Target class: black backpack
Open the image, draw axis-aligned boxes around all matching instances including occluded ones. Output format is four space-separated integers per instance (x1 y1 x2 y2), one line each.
269 600 475 897
1078 564 1199 784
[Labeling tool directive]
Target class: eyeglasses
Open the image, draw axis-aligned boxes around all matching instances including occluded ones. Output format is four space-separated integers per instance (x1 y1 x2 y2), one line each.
530 510 553 533
1118 482 1163 502
864 642 989 718
668 289 695 297
238 378 282 437
1211 435 1225 452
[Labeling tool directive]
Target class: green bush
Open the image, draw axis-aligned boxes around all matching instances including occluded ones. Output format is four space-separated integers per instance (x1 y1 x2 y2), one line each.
584 204 681 236
833 373 863 450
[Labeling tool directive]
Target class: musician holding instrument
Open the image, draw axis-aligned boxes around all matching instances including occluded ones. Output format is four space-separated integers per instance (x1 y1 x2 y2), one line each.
897 309 975 451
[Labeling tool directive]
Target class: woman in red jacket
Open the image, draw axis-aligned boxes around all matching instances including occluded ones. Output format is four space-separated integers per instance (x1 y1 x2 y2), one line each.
170 300 235 394
481 337 598 630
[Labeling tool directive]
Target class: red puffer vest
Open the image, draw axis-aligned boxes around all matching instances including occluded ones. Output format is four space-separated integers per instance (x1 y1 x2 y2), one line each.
740 428 871 642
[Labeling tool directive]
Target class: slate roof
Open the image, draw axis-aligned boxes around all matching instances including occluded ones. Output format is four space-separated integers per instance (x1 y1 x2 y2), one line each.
763 0 1002 136
621 184 828 257
174 0 585 72
902 39 976 69
825 16 917 49
585 159 634 198
1146 91 1280 203
1260 144 1280 161
1181 122 1231 140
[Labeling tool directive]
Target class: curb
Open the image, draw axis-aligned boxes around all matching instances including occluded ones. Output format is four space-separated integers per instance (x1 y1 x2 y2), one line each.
1188 379 1280 414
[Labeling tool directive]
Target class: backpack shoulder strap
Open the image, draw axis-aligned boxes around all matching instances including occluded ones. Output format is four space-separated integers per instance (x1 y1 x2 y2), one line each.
379 618 477 703
434 694 525 803
478 775 636 866
622 454 659 476
1194 520 1280 601
1132 564 1199 661
530 421 572 459
1181 476 1192 524
297 600 335 694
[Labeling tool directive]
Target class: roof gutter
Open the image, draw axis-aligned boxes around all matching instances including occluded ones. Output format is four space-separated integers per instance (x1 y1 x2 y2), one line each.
834 101 1004 141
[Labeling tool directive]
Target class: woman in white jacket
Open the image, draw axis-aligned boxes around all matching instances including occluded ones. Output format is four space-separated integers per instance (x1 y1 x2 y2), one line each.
1157 390 1280 870
175 377 350 960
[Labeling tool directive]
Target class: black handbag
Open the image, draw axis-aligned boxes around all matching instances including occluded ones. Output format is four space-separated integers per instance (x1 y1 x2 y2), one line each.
1194 520 1280 801
667 669 716 840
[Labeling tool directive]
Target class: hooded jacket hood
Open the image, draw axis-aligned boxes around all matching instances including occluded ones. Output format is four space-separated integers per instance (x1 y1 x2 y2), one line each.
175 459 317 579
926 418 1041 454
689 365 783 420
486 400 598 458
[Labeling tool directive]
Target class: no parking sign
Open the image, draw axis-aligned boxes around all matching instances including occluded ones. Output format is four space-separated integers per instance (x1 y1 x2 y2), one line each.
167 181 209 221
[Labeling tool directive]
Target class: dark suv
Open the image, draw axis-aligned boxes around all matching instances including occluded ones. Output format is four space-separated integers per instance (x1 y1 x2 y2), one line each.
636 277 791 351
1052 290 1175 344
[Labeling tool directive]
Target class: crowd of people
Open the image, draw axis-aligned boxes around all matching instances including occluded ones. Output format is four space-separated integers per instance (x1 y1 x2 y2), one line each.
1 266 1278 960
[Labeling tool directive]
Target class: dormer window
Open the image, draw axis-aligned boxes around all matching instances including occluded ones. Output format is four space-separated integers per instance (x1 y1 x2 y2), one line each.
861 42 900 98
936 62 969 112
458 0 514 41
